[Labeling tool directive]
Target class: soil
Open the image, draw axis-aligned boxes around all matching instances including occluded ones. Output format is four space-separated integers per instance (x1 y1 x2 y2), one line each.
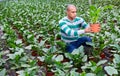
0 27 47 76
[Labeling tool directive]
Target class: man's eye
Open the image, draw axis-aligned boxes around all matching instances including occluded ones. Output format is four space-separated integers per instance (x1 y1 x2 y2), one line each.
73 11 76 13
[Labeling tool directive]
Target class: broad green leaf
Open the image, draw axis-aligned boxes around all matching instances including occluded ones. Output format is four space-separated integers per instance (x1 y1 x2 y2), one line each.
86 73 96 76
49 46 57 53
104 66 118 75
113 54 120 64
71 46 84 55
70 69 79 76
15 39 22 44
7 54 15 59
0 69 6 76
91 66 97 72
39 40 45 46
27 66 38 72
25 45 33 50
16 70 25 76
7 48 24 59
81 62 92 70
82 55 88 62
80 71 86 76
63 62 73 68
27 34 33 39
21 64 30 68
97 60 107 66
37 56 45 62
53 55 63 62
71 49 80 55
15 48 24 55
54 68 65 76
42 48 49 52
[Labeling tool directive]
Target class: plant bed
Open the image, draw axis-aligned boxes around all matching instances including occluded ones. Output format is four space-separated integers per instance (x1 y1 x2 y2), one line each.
100 52 106 59
38 37 43 43
45 41 51 48
75 67 83 73
18 33 23 39
31 50 38 56
46 71 55 76
37 58 44 66
102 47 114 61
61 57 70 63
88 56 98 62
45 44 51 49
44 64 55 76
7 69 18 76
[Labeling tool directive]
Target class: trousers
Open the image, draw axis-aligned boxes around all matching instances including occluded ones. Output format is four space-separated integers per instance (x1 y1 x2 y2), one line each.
66 36 92 53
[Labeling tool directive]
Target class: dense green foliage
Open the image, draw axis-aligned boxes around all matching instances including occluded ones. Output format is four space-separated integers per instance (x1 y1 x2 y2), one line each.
0 0 120 76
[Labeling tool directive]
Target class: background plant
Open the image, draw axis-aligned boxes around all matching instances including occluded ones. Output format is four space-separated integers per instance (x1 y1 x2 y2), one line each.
0 0 120 75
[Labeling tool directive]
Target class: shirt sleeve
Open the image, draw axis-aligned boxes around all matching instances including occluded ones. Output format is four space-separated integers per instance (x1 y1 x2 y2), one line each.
59 21 85 36
80 18 89 29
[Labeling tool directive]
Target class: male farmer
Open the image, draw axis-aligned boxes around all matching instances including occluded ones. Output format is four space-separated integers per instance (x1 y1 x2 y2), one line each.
59 4 93 55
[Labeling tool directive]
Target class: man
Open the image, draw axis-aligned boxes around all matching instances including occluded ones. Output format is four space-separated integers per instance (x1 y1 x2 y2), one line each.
59 4 93 55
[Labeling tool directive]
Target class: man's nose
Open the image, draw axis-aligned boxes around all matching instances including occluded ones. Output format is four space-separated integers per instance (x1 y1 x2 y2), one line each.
74 13 76 15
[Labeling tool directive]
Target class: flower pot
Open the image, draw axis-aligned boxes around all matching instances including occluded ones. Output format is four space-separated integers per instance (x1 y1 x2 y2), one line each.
90 23 100 33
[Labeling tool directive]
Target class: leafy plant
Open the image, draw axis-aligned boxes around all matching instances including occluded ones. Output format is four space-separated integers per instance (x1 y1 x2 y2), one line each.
0 0 120 75
88 5 101 23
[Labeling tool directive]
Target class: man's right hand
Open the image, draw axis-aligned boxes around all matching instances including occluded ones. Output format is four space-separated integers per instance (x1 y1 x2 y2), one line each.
85 27 92 33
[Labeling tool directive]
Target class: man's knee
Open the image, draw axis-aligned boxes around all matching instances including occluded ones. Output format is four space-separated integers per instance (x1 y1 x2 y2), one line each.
66 44 75 53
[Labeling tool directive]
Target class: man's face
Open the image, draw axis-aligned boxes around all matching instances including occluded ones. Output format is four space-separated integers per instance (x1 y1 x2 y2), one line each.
67 6 77 20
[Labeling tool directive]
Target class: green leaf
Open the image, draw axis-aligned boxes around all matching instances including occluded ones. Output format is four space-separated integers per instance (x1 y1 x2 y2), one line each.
25 45 33 50
15 39 22 44
39 40 45 46
21 64 30 68
86 73 96 76
82 55 88 62
80 71 86 76
70 70 79 76
7 48 24 59
7 54 15 59
28 66 38 72
71 46 84 55
97 60 107 66
104 66 118 75
37 56 45 62
0 69 6 76
113 54 120 64
52 55 63 62
16 70 25 76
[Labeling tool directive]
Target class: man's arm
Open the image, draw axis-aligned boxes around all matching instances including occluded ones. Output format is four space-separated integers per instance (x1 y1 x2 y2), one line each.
80 18 90 29
59 21 85 36
79 18 92 33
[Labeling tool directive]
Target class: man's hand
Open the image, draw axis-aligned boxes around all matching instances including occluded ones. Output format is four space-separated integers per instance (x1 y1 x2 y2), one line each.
85 27 92 33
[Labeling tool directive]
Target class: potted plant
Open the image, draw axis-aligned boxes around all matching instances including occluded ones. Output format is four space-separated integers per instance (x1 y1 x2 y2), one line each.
88 5 101 33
